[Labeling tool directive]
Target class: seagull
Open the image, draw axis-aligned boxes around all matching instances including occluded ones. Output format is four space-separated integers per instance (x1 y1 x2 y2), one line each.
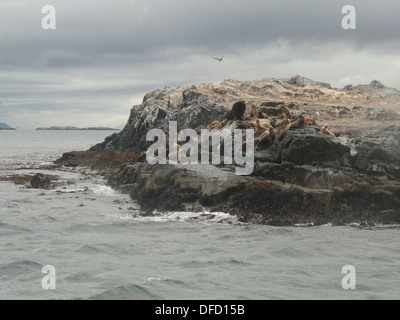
212 55 224 62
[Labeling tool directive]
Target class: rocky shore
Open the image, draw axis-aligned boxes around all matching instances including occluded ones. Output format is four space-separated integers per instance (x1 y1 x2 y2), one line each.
55 76 400 226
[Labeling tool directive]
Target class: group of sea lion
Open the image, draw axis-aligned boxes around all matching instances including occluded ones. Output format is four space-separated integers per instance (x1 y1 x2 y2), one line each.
206 100 337 152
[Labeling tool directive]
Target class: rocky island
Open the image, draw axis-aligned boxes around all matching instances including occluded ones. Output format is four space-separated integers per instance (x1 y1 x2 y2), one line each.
0 122 16 130
56 76 400 226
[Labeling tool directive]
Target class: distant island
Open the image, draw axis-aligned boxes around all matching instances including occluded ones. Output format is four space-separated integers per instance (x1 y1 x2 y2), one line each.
36 126 119 131
0 122 16 130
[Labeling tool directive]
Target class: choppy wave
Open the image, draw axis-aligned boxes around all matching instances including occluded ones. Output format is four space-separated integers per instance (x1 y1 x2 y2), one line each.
88 284 160 300
141 277 187 285
0 222 33 235
0 260 43 276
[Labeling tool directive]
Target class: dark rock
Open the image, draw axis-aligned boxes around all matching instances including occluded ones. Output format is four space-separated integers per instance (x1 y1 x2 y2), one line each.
279 130 350 169
58 152 76 161
30 173 52 189
65 163 78 168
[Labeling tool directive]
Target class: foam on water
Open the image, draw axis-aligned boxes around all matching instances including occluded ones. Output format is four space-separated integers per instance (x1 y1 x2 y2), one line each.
91 185 119 197
131 210 237 224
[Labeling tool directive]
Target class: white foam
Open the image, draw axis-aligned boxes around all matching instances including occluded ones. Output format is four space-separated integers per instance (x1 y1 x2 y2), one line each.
141 277 165 284
91 185 118 197
132 210 237 224
39 162 54 166
56 188 88 193
294 222 315 227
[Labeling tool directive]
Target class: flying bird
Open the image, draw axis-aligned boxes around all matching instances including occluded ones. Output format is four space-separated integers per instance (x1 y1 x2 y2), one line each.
212 55 224 62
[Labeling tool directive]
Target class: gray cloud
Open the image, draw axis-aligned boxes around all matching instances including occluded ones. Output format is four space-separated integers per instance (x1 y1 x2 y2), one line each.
1 0 400 128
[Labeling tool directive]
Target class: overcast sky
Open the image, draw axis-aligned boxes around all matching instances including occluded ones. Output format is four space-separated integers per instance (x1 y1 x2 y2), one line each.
1 0 400 129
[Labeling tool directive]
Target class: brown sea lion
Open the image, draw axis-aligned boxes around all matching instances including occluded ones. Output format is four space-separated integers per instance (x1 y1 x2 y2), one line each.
290 114 306 129
241 138 259 152
275 118 291 140
269 117 280 128
207 119 227 130
321 123 336 137
256 127 276 151
249 104 259 118
281 106 292 120
255 119 270 134
304 116 318 126
238 121 253 129
259 112 268 119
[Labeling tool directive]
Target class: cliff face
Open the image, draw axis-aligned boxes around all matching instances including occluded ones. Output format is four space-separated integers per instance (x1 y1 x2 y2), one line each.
69 76 400 226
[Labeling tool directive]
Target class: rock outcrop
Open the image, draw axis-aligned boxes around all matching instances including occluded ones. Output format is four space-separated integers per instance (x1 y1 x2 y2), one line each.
59 76 400 226
30 173 52 189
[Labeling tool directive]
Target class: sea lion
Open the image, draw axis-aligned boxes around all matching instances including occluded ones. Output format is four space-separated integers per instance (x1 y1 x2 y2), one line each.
256 127 276 151
259 112 268 119
249 104 259 118
232 100 246 120
290 114 306 130
241 138 259 152
238 121 253 129
255 119 270 134
304 116 318 126
269 117 280 128
273 106 291 128
225 109 237 120
281 106 292 120
207 119 227 130
275 118 291 141
321 123 336 137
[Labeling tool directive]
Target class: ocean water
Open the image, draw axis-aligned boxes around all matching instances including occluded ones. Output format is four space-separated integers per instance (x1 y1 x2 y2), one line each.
1 130 400 300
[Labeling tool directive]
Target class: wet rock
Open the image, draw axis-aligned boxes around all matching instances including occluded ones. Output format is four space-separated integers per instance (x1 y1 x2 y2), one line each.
30 173 52 190
65 163 78 168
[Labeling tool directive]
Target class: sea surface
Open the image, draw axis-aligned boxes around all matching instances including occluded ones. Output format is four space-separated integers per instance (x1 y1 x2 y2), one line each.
1 130 400 300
